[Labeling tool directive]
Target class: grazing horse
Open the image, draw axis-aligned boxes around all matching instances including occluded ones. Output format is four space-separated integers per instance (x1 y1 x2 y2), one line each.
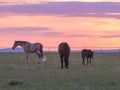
12 41 46 64
58 42 70 69
81 49 94 66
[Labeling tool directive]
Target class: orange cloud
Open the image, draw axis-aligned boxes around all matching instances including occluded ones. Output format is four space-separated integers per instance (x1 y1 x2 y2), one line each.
0 15 120 49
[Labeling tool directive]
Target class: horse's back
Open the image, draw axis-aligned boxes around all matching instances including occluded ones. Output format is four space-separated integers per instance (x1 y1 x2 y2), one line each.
24 42 43 53
88 49 94 58
31 43 43 49
81 49 88 56
58 42 70 57
81 49 94 58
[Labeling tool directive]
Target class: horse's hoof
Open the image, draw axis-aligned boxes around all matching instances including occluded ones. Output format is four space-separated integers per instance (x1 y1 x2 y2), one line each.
38 61 42 64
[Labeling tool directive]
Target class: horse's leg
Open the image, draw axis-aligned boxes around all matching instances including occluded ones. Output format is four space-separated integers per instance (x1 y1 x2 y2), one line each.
67 58 69 66
25 53 29 63
82 57 85 66
60 56 63 69
35 49 43 64
87 57 89 66
90 58 91 66
36 52 42 64
65 58 69 69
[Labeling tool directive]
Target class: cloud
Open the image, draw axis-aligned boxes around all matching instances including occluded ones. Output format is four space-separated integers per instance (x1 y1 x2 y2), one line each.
0 2 120 19
0 0 46 5
1 27 92 38
0 27 49 31
35 31 65 37
0 27 50 35
99 34 120 38
37 32 93 38
67 33 120 39
97 30 120 38
66 34 92 38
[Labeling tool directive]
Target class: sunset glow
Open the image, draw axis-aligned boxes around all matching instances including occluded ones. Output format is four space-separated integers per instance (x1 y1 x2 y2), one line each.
0 0 120 50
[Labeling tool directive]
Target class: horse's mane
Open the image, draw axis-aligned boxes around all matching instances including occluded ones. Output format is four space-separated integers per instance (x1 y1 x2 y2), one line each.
15 41 31 44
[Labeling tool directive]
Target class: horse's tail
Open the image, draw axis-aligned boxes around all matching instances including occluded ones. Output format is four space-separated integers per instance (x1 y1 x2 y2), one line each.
40 48 44 58
40 46 47 62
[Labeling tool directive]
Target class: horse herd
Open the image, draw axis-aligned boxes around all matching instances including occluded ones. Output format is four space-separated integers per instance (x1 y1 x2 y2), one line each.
12 41 94 69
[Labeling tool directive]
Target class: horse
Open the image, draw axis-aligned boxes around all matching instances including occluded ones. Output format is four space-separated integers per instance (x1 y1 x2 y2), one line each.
12 41 46 64
58 42 70 69
81 49 94 66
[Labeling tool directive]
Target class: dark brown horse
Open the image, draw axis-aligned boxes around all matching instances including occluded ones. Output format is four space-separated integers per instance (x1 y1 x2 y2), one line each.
58 42 70 69
81 49 94 66
12 41 46 64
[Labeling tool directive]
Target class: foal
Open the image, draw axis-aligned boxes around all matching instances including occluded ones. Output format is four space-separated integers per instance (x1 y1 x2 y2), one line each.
81 49 94 66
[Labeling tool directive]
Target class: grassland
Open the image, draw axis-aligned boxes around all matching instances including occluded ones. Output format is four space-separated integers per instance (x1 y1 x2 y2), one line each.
0 52 120 90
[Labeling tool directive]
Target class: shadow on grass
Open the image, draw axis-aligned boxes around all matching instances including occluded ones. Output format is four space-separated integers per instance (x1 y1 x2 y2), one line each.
8 80 23 86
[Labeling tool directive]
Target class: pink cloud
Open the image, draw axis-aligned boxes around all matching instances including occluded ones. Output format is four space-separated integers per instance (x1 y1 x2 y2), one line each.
0 2 120 19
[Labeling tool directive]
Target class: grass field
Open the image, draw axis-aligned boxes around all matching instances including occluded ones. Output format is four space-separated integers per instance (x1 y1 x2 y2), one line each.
0 52 120 90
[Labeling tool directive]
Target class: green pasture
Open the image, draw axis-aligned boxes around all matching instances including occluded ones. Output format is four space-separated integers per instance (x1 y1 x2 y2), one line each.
0 52 120 90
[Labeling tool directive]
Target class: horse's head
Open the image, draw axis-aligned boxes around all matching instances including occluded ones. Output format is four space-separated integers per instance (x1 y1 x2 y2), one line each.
91 51 94 58
12 41 17 49
88 50 94 59
12 41 21 49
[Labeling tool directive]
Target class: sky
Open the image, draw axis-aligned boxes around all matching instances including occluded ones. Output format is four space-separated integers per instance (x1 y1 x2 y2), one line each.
0 0 120 50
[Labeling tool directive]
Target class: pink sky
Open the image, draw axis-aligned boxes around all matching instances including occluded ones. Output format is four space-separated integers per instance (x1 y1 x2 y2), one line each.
0 0 120 50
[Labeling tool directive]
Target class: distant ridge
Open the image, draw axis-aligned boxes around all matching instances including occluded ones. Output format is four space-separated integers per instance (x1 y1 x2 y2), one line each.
0 48 23 52
0 48 120 53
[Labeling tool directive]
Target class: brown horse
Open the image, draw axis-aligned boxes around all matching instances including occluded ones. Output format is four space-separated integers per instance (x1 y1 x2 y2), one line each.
12 41 46 64
58 42 70 69
81 49 94 66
